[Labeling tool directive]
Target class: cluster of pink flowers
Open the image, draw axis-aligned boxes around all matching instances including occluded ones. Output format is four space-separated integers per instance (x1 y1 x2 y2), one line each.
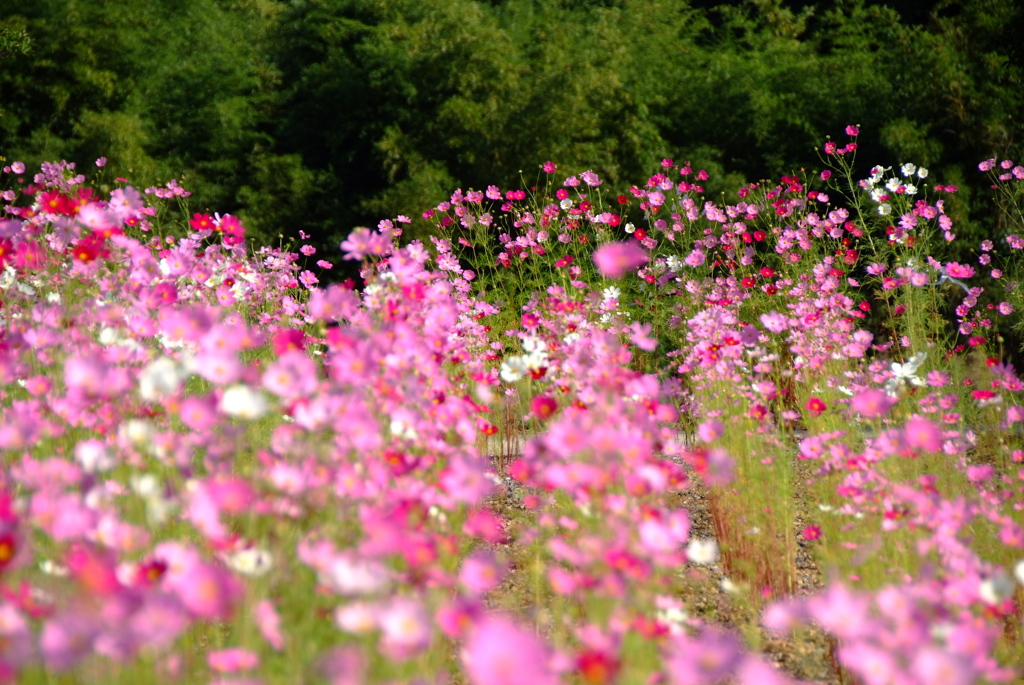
0 133 1023 685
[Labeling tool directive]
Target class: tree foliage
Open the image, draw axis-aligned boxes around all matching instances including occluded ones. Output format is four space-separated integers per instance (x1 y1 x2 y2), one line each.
0 0 1020 262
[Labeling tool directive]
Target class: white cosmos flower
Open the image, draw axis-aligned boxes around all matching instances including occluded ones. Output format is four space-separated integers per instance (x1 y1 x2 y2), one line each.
75 440 115 473
325 556 390 596
220 384 269 419
138 356 186 401
499 355 528 383
1014 560 1024 586
522 337 546 354
979 573 1015 605
120 419 155 448
224 547 274 577
885 352 927 396
130 473 176 525
686 538 719 565
877 203 892 216
917 167 929 179
603 286 621 300
901 163 917 177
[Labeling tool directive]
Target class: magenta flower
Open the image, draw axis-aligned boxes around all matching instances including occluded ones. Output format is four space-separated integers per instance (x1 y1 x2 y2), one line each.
592 240 648 279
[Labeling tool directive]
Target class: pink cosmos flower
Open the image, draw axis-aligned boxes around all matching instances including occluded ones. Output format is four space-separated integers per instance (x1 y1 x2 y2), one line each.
904 415 943 452
944 262 975 279
208 647 260 672
173 560 242 620
40 611 101 671
462 616 558 685
629 321 658 351
263 351 319 400
592 241 648 279
851 389 893 418
255 600 285 651
378 597 431 660
459 551 506 595
697 419 724 443
665 628 742 685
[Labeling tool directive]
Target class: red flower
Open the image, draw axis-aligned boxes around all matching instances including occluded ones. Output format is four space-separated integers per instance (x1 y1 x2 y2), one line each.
577 650 621 685
805 396 827 416
39 191 76 216
190 212 215 231
801 525 822 541
555 255 574 268
531 395 558 420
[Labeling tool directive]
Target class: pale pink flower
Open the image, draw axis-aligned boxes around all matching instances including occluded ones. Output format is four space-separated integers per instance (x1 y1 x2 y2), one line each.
378 597 431 660
255 600 285 651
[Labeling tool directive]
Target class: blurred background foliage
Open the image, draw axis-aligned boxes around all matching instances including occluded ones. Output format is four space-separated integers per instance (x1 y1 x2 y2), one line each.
0 0 1021 266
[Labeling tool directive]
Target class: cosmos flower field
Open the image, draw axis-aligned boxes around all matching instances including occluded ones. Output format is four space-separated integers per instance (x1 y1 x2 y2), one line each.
2 128 1024 684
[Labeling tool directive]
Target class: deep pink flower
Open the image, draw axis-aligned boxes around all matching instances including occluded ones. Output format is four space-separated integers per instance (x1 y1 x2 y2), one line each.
531 395 558 420
271 328 306 355
805 397 827 416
